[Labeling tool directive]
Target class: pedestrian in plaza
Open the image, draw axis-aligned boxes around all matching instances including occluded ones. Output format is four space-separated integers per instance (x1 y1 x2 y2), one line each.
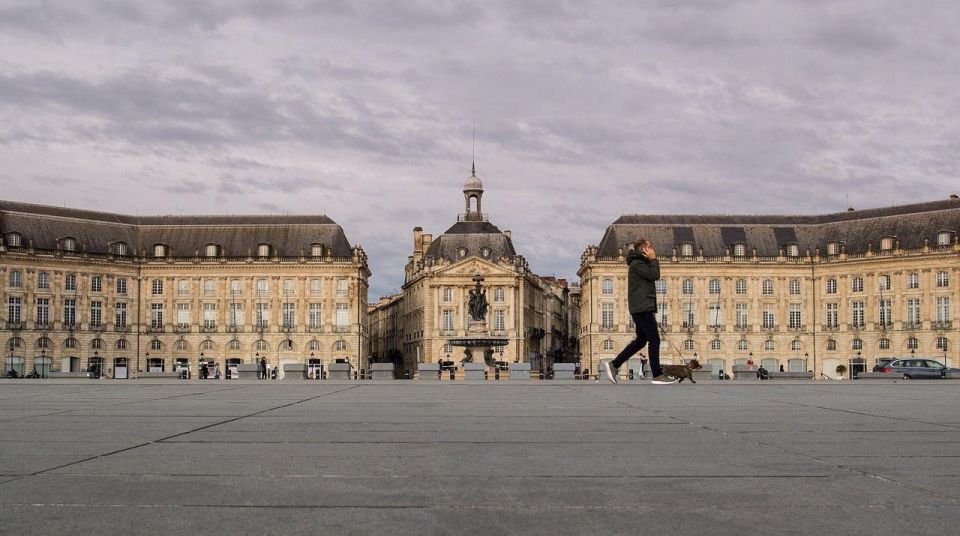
604 238 676 384
259 356 267 380
214 363 221 380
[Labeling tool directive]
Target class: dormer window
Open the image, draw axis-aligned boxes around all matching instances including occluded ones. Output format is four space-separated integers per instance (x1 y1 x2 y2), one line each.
5 232 22 248
153 244 168 258
937 231 953 246
205 244 219 257
257 244 271 257
458 247 467 258
481 247 490 258
311 243 323 257
732 243 746 258
826 241 839 256
113 242 129 256
679 243 694 257
62 237 77 252
785 243 799 257
880 237 895 251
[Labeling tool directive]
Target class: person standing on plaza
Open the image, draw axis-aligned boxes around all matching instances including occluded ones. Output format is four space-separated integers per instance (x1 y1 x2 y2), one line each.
604 239 676 384
259 356 267 380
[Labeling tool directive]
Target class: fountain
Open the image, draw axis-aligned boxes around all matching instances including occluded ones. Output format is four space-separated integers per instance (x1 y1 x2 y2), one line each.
447 274 509 375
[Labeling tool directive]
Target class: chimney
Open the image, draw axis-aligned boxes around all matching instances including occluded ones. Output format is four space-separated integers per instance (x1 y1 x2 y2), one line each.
422 233 433 253
504 230 511 239
413 227 423 254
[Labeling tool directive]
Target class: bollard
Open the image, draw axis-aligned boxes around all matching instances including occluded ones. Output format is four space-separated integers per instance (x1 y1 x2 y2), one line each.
495 368 500 380
628 369 634 380
404 369 410 380
437 369 442 380
484 370 488 380
449 368 455 381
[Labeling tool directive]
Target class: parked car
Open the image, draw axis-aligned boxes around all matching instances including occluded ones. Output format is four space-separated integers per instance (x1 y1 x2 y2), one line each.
872 358 895 372
878 359 953 379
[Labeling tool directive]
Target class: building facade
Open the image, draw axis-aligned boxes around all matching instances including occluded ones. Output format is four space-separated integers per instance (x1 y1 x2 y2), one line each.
578 197 960 378
1 201 370 378
372 166 577 375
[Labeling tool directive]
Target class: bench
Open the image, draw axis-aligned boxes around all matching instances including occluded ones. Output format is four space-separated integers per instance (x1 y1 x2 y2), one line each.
370 363 395 380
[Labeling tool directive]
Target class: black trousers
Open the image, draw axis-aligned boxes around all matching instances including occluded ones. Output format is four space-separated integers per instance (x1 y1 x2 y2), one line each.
611 311 662 377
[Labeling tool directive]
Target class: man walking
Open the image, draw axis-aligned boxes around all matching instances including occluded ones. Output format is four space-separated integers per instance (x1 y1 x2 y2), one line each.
604 239 676 384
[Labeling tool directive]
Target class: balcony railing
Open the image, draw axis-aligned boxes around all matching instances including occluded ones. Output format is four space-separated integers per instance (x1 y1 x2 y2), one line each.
201 325 217 333
333 325 351 333
733 324 751 332
173 324 191 333
904 323 920 331
307 325 323 333
599 325 616 332
36 323 51 331
114 325 131 332
5 321 23 330
934 321 953 329
147 325 165 333
822 324 840 331
787 324 805 331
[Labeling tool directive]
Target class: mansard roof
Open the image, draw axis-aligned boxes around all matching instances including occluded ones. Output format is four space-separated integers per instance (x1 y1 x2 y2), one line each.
0 200 354 257
597 197 960 257
425 219 517 261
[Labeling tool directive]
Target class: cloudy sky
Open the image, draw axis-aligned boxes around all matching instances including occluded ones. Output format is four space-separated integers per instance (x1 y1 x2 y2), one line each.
1 1 958 297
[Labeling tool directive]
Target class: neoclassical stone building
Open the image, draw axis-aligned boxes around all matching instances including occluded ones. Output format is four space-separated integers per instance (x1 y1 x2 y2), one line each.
579 197 960 378
1 201 370 378
369 166 577 375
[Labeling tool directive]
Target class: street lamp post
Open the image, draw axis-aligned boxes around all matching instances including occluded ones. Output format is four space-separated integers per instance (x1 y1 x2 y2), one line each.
40 348 46 379
93 350 99 378
856 351 862 379
804 353 810 376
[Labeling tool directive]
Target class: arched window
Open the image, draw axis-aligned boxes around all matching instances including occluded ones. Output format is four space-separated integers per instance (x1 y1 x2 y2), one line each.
732 243 747 258
149 339 162 351
307 340 320 351
257 244 271 257
62 237 77 252
442 343 451 354
878 338 890 350
280 339 294 351
153 244 167 258
602 339 615 350
174 340 189 351
682 279 694 295
852 338 863 350
826 279 837 294
334 340 348 352
205 244 218 257
709 279 721 295
64 338 77 349
683 339 695 351
737 340 748 351
826 339 836 351
254 340 268 351
907 337 919 350
679 243 694 257
229 339 242 351
200 340 215 351
707 339 720 351
791 340 802 352
311 243 323 257
7 337 23 351
36 337 50 349
90 339 103 350
602 279 614 295
764 340 775 351
116 339 128 350
5 232 23 248
936 337 949 351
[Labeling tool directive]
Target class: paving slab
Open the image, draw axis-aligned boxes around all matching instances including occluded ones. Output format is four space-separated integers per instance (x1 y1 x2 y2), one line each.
0 382 959 535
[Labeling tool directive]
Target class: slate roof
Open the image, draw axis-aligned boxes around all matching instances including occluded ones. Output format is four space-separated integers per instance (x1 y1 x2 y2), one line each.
0 200 354 257
597 198 960 257
425 219 517 261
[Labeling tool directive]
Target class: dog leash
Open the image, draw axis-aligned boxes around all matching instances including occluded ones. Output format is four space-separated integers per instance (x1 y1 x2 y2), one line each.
657 322 688 366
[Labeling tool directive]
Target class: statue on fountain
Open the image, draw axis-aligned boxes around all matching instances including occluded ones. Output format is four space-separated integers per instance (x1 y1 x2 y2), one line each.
467 274 489 322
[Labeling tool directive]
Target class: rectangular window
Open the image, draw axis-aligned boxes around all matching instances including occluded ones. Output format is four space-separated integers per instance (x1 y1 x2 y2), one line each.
493 310 505 332
116 277 127 295
735 279 747 295
878 275 891 291
283 279 295 294
788 304 802 328
91 276 102 293
825 303 838 328
8 297 22 324
601 302 614 328
937 272 950 288
37 272 50 290
708 304 722 327
852 277 864 292
65 273 77 291
657 302 668 326
878 299 892 327
36 298 50 325
494 288 505 302
115 302 127 328
8 270 22 288
203 303 216 328
336 279 348 296
443 288 453 302
229 303 243 327
177 279 190 295
152 279 163 295
230 279 241 295
602 279 614 295
826 279 837 294
256 279 268 295
150 303 163 328
735 303 748 327
789 280 801 295
906 298 921 325
656 280 667 294
852 301 864 327
682 280 694 295
336 303 349 326
762 280 773 295
907 273 920 289
176 303 190 326
442 309 454 331
308 303 322 328
682 302 695 327
309 278 322 295
204 279 216 295
282 303 295 327
936 297 951 323
90 300 102 327
762 309 775 329
256 303 269 327
63 298 77 326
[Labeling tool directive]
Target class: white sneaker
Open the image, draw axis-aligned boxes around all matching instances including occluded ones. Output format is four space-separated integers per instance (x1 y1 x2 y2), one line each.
604 362 618 384
651 374 678 385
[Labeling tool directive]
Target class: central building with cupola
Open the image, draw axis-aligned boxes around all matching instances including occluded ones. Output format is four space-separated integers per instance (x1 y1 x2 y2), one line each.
368 166 577 375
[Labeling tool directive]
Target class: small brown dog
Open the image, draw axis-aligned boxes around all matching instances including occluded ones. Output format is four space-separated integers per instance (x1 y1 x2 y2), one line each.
661 359 703 384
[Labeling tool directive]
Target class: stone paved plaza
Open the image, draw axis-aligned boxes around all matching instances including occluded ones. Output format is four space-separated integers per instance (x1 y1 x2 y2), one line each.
0 381 959 535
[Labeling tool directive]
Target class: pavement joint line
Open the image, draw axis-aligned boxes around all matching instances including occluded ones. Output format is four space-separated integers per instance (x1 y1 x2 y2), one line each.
34 472 843 479
572 384 960 506
0 385 359 489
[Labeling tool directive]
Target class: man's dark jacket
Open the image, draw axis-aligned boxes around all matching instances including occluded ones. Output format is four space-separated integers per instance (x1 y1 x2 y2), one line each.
626 249 660 314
